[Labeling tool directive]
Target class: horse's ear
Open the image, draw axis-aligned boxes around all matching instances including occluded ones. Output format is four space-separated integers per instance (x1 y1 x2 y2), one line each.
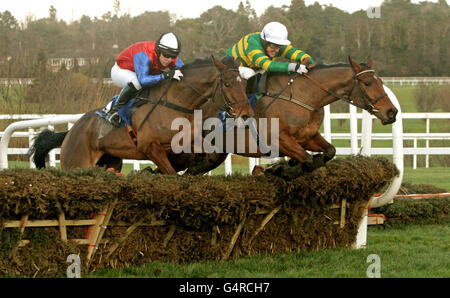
234 57 241 67
348 56 361 73
367 56 373 68
211 55 226 72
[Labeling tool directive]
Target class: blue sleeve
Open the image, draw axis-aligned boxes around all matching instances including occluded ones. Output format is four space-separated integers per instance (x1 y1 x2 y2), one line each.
133 52 163 87
175 58 184 68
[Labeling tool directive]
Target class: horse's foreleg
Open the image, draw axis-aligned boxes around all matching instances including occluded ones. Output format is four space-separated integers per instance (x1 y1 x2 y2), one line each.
303 133 336 169
143 142 178 175
278 132 314 172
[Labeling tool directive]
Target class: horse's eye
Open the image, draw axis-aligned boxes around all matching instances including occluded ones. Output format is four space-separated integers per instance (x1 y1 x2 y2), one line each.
364 82 371 87
224 82 231 88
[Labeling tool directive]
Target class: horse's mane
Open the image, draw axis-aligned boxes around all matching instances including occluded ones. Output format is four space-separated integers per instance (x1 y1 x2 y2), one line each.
313 62 370 69
265 62 370 80
181 56 238 72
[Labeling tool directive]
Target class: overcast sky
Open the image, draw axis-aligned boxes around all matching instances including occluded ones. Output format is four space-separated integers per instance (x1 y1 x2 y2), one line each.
1 0 444 23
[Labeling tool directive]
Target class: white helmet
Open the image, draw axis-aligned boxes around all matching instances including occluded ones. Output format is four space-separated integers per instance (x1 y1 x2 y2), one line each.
260 22 290 46
156 32 181 55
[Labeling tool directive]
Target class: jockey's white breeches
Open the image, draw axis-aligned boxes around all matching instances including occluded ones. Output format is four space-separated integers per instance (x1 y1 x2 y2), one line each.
111 63 142 90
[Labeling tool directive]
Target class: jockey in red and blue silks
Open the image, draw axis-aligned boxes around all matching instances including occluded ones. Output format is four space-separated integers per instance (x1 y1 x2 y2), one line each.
107 32 184 127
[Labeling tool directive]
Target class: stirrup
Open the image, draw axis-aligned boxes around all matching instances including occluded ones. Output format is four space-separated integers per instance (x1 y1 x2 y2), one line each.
107 112 121 127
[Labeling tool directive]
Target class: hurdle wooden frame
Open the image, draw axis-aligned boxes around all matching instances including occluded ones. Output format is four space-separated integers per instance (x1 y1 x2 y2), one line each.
1 198 351 265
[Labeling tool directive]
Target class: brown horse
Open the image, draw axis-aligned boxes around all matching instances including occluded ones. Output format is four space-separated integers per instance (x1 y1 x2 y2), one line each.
30 56 253 174
165 56 398 175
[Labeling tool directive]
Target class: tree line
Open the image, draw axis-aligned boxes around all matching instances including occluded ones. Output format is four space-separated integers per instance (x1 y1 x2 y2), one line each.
0 0 448 78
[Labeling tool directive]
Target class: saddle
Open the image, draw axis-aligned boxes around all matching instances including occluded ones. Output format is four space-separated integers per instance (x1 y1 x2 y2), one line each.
247 71 268 95
95 91 148 129
95 89 149 145
246 72 268 112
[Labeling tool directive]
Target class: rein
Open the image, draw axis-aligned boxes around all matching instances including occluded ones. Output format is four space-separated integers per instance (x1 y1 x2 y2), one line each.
303 69 388 115
136 80 174 131
261 68 388 116
136 67 242 131
260 73 317 115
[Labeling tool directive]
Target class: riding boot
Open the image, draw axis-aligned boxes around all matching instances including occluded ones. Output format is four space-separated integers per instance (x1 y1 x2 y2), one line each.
107 82 138 127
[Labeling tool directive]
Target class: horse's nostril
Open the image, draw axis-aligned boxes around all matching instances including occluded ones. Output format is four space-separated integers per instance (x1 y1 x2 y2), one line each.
388 108 397 120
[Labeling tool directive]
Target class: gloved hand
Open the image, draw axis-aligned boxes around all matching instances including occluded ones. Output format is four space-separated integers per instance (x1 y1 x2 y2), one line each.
172 69 183 80
163 69 184 81
303 56 316 70
297 64 308 74
288 63 308 74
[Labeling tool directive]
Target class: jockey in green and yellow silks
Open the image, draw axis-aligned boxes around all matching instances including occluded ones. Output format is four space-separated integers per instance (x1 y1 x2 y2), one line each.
226 22 316 74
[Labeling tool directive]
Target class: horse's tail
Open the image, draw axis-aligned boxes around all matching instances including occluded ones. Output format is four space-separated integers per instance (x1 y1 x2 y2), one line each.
28 129 68 168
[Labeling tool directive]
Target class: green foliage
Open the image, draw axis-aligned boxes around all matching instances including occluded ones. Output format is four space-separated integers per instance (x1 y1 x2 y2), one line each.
0 229 21 252
22 71 117 113
401 181 447 194
376 196 450 226
1 1 449 77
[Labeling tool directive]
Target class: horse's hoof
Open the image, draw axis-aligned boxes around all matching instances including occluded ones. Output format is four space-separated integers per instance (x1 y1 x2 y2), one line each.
288 159 299 167
301 161 315 173
141 166 156 174
312 154 325 169
282 166 304 180
252 165 264 176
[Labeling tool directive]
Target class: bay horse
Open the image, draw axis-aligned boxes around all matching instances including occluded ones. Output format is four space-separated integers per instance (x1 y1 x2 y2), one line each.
165 56 398 175
29 56 253 174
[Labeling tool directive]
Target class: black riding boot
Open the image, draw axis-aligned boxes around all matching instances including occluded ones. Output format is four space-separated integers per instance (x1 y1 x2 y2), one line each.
107 82 138 127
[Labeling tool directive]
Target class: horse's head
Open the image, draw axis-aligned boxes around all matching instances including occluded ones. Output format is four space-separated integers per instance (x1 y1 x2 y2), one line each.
348 56 397 125
211 55 254 120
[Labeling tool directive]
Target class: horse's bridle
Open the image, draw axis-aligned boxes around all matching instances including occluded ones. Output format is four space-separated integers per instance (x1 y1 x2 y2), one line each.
304 68 388 115
182 68 249 117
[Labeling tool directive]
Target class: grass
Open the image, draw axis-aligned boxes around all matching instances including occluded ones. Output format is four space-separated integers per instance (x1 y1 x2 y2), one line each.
84 224 449 278
403 167 450 191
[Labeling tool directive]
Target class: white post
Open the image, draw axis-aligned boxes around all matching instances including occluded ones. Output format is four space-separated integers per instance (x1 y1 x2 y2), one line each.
355 109 373 249
426 117 430 168
354 209 368 249
413 138 417 169
225 153 232 176
349 105 358 154
48 124 56 167
323 104 331 143
28 128 36 168
361 110 373 156
249 157 260 174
